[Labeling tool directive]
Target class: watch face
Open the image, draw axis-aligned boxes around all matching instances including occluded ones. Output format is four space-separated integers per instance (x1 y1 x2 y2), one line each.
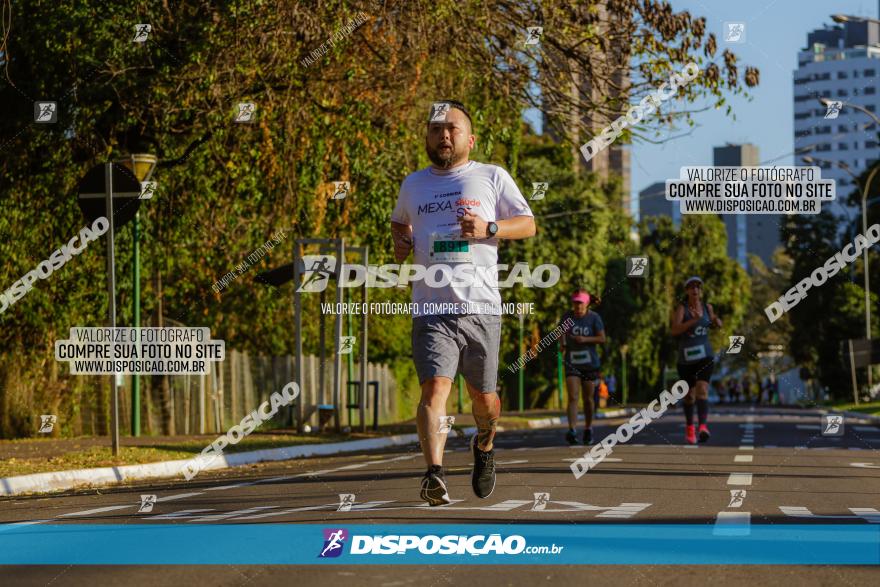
489 222 498 236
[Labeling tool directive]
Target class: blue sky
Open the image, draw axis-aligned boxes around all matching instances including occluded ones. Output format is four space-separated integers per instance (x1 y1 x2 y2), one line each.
630 0 878 216
525 0 878 216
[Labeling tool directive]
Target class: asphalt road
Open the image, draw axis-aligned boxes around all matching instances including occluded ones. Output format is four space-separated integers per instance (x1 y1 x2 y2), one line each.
2 406 879 585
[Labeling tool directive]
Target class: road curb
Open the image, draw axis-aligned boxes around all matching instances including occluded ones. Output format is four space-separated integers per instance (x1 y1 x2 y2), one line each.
0 427 479 497
526 408 635 429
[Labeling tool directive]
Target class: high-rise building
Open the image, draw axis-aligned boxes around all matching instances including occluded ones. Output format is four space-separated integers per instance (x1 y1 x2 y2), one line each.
714 144 780 270
793 15 880 222
638 181 680 229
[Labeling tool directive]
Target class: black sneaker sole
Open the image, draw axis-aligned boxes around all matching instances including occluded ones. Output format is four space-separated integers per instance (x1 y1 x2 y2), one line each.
420 474 452 506
470 434 496 499
698 430 710 443
565 433 578 446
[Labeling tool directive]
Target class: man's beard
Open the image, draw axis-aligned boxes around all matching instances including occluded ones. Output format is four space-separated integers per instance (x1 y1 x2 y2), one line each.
426 141 462 168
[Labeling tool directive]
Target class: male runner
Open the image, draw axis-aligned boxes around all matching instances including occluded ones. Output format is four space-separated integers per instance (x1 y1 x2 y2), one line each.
390 100 536 505
559 290 605 445
670 276 722 444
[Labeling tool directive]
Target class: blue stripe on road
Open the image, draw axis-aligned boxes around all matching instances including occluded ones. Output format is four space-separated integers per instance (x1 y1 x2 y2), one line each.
0 524 877 565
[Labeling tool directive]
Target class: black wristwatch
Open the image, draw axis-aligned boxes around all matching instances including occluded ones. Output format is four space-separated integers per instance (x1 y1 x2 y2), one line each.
486 222 498 238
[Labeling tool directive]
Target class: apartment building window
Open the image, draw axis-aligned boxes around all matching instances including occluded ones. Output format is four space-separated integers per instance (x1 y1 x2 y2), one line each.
819 72 831 80
868 104 876 112
867 140 879 149
866 86 877 95
838 143 849 150
814 126 832 134
865 68 876 77
795 111 811 119
816 144 832 152
837 89 848 97
838 71 848 79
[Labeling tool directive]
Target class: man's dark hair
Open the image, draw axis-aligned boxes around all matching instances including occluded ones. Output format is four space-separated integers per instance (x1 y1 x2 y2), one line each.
429 99 473 131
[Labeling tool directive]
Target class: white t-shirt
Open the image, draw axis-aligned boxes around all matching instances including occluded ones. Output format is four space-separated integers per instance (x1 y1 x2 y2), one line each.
391 160 533 315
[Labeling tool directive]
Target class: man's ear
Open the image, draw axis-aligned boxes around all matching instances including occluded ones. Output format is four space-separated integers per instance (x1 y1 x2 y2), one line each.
468 134 476 149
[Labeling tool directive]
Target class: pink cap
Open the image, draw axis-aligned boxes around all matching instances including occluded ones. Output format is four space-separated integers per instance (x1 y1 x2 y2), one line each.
571 291 590 304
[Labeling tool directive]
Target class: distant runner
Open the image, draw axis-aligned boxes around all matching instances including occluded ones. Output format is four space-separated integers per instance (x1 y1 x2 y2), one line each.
559 290 606 445
670 276 722 444
391 100 536 505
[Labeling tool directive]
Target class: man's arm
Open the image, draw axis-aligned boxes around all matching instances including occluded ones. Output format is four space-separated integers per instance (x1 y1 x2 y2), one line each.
458 212 536 240
390 221 413 263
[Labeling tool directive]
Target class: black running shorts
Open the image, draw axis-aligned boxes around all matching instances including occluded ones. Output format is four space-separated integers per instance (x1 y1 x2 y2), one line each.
676 357 715 389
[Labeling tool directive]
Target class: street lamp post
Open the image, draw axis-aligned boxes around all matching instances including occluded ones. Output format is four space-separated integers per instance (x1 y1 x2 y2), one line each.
120 154 157 437
620 344 629 406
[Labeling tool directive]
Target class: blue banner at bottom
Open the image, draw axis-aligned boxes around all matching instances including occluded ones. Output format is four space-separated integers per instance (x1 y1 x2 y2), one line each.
0 524 878 565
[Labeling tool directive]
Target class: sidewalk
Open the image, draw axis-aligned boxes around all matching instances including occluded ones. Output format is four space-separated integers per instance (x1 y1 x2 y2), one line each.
0 408 635 497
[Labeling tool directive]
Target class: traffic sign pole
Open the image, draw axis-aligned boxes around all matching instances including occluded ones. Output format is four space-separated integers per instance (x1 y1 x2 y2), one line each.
105 163 120 457
132 211 141 436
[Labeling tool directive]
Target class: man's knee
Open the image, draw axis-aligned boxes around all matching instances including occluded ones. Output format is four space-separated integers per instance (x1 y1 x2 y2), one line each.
420 377 451 406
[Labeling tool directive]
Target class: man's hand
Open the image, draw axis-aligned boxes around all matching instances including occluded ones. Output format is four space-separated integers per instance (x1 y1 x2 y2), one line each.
458 210 489 239
391 222 413 262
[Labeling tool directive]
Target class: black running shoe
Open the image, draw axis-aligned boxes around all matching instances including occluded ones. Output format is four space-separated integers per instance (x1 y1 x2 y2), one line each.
565 429 578 445
420 467 452 506
583 428 593 445
470 434 496 499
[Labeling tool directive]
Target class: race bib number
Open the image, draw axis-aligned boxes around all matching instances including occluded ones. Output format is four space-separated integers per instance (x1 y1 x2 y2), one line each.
429 231 472 263
570 350 592 365
684 344 707 361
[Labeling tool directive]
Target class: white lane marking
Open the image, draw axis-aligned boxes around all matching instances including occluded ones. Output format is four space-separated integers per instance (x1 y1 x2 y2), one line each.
796 425 820 430
780 506 880 523
149 508 215 520
727 473 753 486
59 505 132 517
61 491 203 517
738 446 754 450
794 446 807 450
851 462 880 469
188 506 278 522
853 426 880 433
849 508 880 523
158 492 205 502
763 445 777 448
739 424 764 428
0 519 50 530
562 458 623 463
713 512 751 535
734 455 753 463
497 460 529 465
682 445 699 449
204 482 256 492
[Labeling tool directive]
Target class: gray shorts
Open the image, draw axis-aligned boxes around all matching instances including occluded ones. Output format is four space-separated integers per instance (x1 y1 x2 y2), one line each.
412 314 502 393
